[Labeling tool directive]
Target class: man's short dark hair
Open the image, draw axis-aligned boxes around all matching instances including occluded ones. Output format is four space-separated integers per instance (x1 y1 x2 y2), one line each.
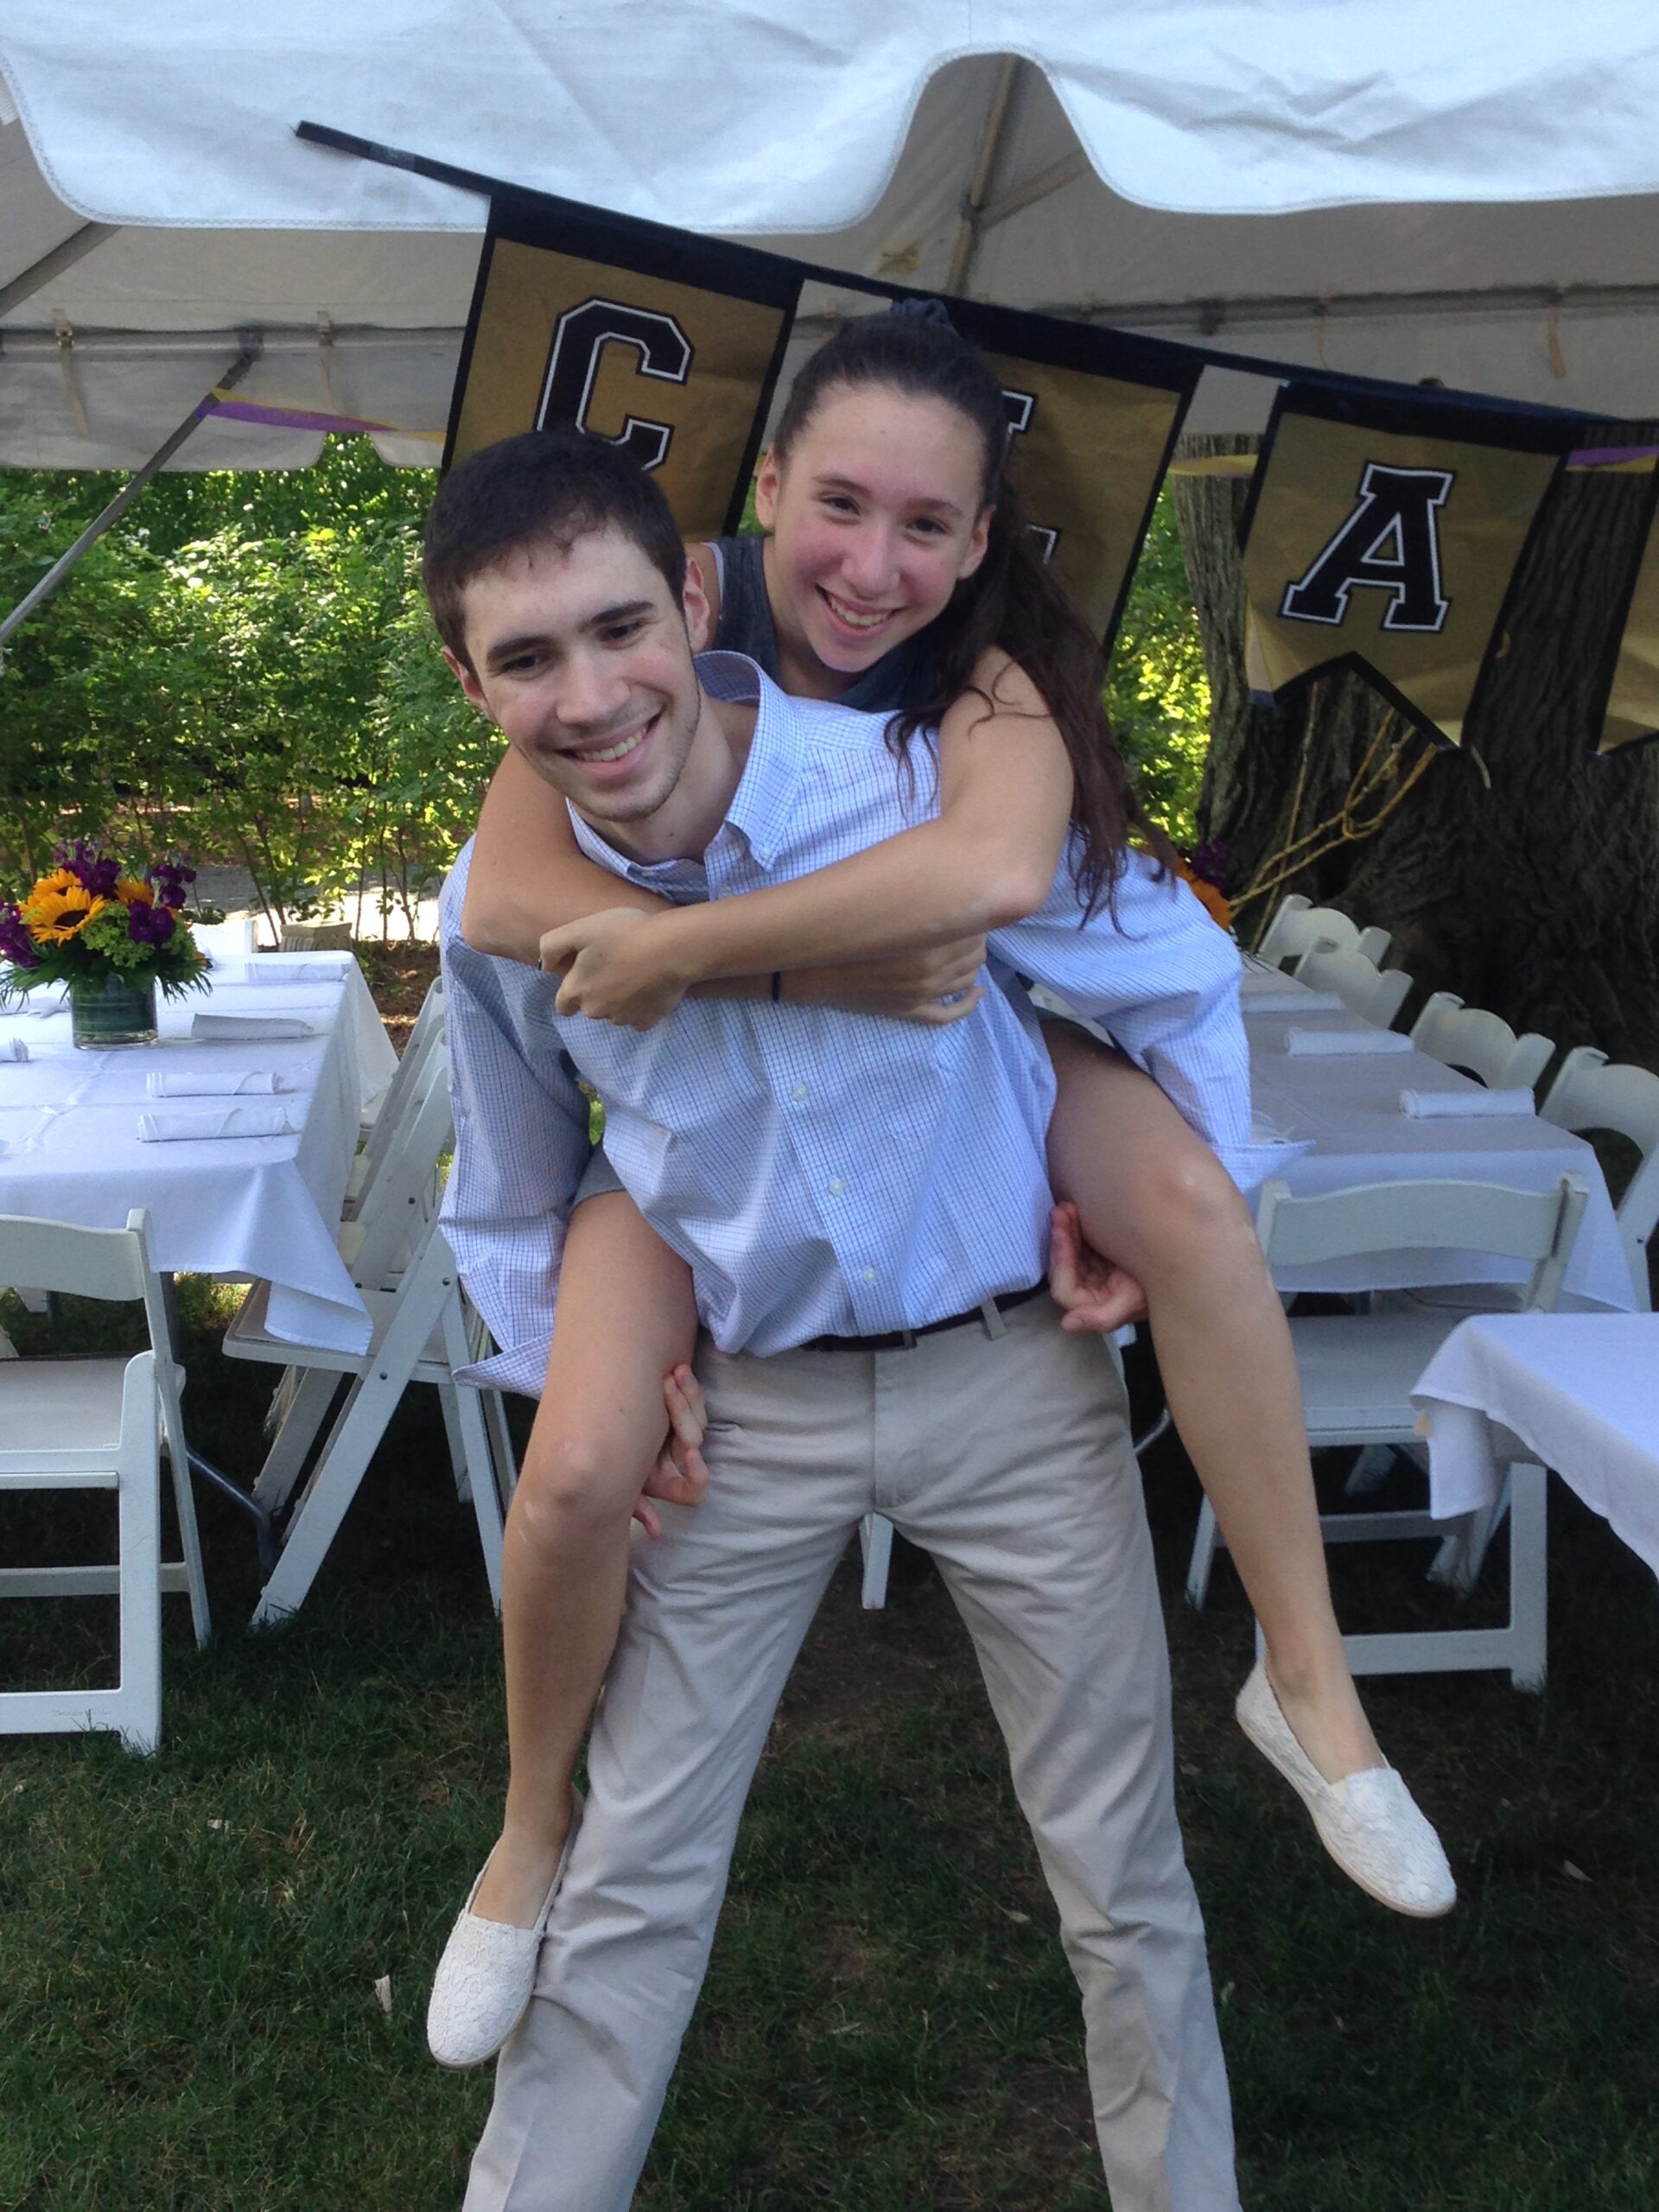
423 430 689 670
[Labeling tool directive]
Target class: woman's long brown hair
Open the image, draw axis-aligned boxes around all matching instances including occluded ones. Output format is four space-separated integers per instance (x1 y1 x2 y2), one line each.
770 310 1175 917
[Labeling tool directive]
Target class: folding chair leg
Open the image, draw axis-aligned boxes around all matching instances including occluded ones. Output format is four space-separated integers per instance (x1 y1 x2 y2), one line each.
1507 1462 1548 1692
251 1246 453 1625
859 1513 893 1609
1185 1498 1221 1609
439 1300 505 1609
482 1388 518 1504
438 1382 470 1503
116 1395 164 1752
164 1427 212 1649
251 1366 343 1514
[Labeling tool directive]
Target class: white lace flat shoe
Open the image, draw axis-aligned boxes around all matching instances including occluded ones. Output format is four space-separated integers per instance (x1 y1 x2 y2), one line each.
1235 1662 1457 1919
427 1802 582 2069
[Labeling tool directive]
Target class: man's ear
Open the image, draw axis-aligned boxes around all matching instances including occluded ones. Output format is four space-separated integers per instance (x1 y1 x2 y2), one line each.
682 552 715 653
753 446 780 532
443 645 490 717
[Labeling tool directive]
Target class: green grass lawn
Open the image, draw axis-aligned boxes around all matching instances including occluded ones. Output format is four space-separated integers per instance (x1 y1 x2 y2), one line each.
2 1282 1656 2211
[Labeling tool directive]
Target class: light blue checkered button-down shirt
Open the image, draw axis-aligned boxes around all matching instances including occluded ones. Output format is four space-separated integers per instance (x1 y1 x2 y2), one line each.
442 653 1262 1395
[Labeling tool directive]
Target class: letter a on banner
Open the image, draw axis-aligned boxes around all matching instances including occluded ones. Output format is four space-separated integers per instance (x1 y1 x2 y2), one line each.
1590 467 1659 754
446 194 800 539
1240 385 1569 747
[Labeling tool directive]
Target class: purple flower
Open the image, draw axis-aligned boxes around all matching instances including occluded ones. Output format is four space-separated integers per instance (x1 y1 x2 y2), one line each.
126 900 176 947
0 902 41 969
55 838 121 899
1181 838 1229 890
148 855 197 911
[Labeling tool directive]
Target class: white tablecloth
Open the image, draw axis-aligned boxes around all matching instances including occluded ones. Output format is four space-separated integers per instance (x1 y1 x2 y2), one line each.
1241 980 1633 1311
1412 1313 1659 1580
0 954 397 1352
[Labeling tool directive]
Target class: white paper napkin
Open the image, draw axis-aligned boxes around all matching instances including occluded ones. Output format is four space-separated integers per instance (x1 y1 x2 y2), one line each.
191 1012 317 1040
1284 1027 1413 1055
147 1069 280 1097
137 1103 296 1143
3 1039 27 1061
1400 1087 1535 1119
1241 988 1346 1014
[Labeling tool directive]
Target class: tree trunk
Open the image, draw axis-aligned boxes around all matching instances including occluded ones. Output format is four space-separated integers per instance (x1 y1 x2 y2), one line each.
1173 430 1659 1067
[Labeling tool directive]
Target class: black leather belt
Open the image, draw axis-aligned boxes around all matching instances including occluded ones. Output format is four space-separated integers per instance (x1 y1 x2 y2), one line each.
805 1281 1046 1353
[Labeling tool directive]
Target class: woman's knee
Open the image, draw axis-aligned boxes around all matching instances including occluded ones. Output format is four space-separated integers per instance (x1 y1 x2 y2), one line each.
512 1423 651 1547
1113 1135 1255 1264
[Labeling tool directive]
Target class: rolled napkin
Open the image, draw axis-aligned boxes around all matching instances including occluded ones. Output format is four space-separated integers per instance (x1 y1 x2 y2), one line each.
1241 987 1346 1014
191 1011 317 1040
1284 1027 1414 1056
147 1069 280 1097
1400 1086 1535 1119
137 1103 296 1143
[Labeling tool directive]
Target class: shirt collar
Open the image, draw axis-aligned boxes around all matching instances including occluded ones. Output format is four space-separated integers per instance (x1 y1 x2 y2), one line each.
565 650 803 878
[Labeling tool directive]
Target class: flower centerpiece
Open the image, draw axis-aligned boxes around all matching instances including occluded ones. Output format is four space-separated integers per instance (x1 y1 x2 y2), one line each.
0 841 210 1046
1173 838 1233 933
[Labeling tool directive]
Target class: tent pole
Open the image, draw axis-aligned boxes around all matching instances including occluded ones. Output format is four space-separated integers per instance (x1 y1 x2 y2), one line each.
0 349 255 652
945 57 1023 297
0 220 118 319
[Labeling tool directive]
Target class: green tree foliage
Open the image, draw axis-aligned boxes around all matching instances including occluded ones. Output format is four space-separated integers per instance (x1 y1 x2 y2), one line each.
1106 486 1211 846
0 444 1210 926
0 442 493 932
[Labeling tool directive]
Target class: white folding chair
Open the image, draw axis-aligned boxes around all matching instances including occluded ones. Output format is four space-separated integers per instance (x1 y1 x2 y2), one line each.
1296 946 1413 1029
1185 1173 1588 1688
345 977 446 1214
1540 1049 1659 1308
223 1062 512 1624
280 921 353 951
0 1207 214 1749
192 914 257 963
1257 896 1391 971
1409 992 1554 1094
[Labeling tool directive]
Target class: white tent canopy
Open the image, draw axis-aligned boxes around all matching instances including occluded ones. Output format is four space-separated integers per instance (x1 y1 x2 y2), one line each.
3 3 1659 469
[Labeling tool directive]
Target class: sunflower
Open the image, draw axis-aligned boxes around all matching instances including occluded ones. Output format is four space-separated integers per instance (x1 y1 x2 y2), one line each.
115 876 154 906
22 885 111 943
29 867 80 900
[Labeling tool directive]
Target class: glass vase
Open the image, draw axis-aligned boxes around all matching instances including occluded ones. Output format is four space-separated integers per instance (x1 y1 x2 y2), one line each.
70 969 158 1048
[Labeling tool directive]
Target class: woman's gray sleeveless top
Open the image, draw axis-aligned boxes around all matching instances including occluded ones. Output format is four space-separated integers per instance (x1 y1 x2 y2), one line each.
707 535 935 713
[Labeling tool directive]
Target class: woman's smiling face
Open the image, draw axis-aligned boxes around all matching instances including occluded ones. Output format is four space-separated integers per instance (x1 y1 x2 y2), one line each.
753 384 993 697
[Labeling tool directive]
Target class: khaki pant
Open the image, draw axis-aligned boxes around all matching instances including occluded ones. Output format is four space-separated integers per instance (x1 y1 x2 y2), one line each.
465 1296 1239 2212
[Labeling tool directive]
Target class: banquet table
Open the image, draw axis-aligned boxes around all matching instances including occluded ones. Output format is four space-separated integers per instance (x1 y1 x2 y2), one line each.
1411 1313 1659 1580
1236 961 1635 1311
0 953 397 1355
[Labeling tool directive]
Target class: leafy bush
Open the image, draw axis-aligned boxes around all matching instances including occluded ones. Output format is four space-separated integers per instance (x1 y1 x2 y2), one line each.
0 444 1210 930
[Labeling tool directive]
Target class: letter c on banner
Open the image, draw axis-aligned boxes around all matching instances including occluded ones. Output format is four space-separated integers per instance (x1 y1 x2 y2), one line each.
539 298 693 470
1001 385 1058 563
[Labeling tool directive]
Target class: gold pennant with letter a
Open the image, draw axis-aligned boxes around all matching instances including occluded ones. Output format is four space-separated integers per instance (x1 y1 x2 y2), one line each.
1240 385 1568 747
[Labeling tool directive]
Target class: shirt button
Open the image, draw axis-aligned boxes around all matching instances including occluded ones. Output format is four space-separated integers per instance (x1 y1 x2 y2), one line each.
827 1177 845 1195
790 1083 810 1103
861 1267 877 1283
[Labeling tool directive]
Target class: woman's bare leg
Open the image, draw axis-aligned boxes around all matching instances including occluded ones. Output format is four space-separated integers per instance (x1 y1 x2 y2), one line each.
1043 1023 1382 1783
471 1190 698 1927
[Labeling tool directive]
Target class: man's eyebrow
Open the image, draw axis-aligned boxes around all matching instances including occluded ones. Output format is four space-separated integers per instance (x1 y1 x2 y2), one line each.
812 471 964 519
483 631 562 673
586 597 657 630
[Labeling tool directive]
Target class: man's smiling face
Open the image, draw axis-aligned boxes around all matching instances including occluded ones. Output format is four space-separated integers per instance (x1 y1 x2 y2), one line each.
447 524 711 838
